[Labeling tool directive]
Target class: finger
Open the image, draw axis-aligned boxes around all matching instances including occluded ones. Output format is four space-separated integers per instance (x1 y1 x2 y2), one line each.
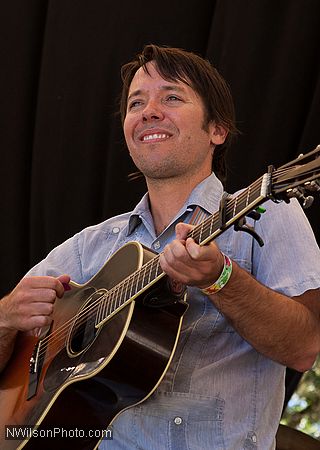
25 288 58 304
56 274 71 297
185 238 202 260
20 276 59 289
159 254 189 284
185 239 222 263
175 222 194 241
57 274 71 298
28 275 70 299
30 301 54 316
24 315 53 331
5 301 54 332
163 240 191 267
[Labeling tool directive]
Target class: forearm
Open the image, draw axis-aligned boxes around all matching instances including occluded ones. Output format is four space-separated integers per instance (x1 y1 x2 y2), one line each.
0 326 17 372
209 261 320 371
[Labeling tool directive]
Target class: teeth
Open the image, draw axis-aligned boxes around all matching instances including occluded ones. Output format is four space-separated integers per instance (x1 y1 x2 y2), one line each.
143 133 169 141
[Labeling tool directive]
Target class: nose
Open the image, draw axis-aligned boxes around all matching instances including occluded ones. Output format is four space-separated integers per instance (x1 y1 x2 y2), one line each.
142 100 164 122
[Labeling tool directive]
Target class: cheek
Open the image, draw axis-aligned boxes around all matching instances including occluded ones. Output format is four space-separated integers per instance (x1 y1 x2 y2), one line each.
123 116 133 141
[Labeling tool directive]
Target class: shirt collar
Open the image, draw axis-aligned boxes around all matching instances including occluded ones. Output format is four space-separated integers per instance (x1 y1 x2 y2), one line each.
127 192 152 236
127 172 224 236
185 172 224 215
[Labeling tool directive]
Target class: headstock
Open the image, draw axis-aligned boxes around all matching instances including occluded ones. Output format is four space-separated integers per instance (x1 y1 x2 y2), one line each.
271 145 320 208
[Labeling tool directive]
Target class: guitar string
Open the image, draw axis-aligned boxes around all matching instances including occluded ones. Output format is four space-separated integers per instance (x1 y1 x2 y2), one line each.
38 158 320 354
35 177 266 360
36 177 268 362
35 176 266 360
34 211 204 360
40 160 319 357
44 160 320 361
60 162 318 339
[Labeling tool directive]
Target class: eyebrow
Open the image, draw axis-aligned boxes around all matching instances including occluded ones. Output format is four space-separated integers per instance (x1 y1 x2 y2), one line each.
127 85 186 102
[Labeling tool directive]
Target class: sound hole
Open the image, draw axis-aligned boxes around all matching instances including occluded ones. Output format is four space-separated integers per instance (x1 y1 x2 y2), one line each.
68 289 107 356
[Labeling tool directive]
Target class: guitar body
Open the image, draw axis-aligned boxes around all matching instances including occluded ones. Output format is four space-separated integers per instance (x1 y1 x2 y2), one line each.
0 242 187 450
2 146 319 450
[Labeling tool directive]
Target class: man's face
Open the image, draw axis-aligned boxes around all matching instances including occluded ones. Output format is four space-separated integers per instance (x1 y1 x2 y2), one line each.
123 62 226 183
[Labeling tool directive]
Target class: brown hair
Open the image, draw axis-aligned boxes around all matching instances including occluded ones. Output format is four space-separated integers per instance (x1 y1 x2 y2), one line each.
120 44 238 185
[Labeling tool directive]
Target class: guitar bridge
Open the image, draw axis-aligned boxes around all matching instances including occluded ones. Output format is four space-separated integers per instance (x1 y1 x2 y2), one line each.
29 340 41 373
27 339 44 399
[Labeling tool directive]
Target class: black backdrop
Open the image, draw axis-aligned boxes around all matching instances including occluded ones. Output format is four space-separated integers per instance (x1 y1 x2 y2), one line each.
1 0 320 402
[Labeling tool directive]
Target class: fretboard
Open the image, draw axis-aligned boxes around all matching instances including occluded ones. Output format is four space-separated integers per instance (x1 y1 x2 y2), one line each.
96 173 269 327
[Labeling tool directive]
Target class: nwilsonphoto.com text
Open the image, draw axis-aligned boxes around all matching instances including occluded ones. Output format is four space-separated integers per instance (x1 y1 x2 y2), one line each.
5 425 113 440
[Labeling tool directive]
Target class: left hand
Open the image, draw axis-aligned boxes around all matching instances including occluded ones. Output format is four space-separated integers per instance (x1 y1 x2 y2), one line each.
159 222 224 289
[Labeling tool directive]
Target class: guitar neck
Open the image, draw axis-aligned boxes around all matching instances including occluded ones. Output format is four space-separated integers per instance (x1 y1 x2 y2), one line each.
95 173 270 327
189 173 270 245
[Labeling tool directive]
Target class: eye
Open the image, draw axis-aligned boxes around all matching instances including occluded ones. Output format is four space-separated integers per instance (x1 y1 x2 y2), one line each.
128 100 143 110
166 95 181 102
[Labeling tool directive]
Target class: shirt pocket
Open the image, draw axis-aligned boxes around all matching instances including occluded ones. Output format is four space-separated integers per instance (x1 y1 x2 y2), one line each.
132 392 226 450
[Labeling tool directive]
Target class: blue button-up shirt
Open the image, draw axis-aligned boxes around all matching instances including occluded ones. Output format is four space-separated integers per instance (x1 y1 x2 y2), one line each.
28 173 320 449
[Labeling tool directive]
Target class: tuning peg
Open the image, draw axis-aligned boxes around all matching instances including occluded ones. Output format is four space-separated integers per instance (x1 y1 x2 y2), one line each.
305 180 320 192
286 187 314 209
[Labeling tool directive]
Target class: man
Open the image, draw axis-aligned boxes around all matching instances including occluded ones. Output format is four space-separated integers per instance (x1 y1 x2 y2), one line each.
0 44 320 449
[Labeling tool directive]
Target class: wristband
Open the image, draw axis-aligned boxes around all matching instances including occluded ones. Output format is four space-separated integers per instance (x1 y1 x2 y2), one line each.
201 253 232 295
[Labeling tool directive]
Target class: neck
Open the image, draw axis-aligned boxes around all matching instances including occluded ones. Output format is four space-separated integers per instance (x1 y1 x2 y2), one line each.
146 172 211 235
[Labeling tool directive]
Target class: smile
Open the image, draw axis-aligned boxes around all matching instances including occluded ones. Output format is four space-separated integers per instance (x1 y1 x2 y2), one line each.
142 133 170 142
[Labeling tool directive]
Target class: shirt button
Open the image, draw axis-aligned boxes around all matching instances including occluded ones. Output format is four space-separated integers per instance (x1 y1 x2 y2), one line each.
153 241 161 250
174 417 183 425
112 227 120 234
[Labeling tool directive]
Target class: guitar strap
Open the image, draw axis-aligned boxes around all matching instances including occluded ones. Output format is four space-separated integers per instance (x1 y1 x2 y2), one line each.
188 205 208 226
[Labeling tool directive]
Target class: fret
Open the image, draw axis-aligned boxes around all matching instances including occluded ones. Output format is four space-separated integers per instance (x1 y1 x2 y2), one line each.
136 263 147 293
105 291 113 316
150 258 159 281
198 221 204 242
238 194 248 216
128 275 135 299
122 280 130 304
131 272 140 297
107 282 119 315
192 227 200 244
208 215 215 236
225 197 234 223
246 185 251 207
103 177 266 325
100 293 108 321
155 258 162 278
112 283 121 310
233 195 238 218
146 260 153 285
188 179 267 249
206 214 217 240
94 177 270 328
249 184 259 205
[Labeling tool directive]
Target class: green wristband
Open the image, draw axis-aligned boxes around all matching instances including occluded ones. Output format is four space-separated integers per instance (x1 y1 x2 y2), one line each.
201 253 232 295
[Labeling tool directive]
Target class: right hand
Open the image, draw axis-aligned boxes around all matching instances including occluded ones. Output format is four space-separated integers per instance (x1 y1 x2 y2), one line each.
0 275 70 332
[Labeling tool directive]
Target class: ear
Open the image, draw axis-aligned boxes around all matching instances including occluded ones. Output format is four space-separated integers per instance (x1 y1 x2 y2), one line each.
208 122 228 146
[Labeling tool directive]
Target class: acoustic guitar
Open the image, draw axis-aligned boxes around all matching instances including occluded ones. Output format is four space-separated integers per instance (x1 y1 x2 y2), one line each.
0 146 319 449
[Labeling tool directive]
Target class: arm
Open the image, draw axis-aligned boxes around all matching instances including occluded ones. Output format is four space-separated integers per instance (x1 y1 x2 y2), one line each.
208 261 320 372
160 222 320 372
0 274 70 372
0 327 17 373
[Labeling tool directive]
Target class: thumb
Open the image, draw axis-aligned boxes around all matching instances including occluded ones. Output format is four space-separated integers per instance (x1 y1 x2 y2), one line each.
57 274 71 293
